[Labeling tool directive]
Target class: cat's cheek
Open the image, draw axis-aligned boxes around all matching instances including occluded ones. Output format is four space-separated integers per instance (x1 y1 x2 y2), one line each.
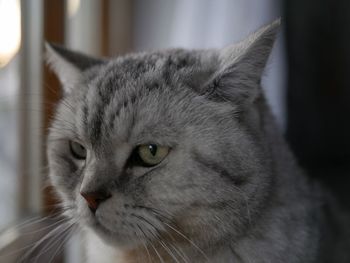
90 214 140 248
49 172 72 201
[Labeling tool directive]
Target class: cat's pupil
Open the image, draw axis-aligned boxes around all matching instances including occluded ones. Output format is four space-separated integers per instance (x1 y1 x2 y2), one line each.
149 144 157 156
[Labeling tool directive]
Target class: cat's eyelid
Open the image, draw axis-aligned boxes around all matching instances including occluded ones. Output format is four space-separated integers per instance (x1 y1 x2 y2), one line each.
68 138 90 150
136 143 171 148
133 141 176 149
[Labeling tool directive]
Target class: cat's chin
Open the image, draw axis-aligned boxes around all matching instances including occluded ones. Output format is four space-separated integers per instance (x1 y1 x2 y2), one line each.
85 220 143 249
77 207 142 249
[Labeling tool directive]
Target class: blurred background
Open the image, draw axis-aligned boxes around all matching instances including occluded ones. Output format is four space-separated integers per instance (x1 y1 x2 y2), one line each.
0 0 349 262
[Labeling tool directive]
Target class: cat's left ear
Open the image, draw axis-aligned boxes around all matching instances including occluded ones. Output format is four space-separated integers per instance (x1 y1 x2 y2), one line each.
45 43 105 93
206 19 280 105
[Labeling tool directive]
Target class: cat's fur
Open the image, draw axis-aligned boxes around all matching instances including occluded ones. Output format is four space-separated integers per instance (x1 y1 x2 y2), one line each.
46 20 350 263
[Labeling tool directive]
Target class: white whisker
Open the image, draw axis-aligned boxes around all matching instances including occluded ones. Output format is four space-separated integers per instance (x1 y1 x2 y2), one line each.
162 222 209 262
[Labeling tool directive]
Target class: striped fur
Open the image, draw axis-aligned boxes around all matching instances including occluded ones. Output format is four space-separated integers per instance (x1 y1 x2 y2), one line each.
46 20 350 263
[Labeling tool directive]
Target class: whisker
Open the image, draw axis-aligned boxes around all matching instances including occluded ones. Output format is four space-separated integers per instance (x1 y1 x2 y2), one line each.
133 206 196 263
48 225 77 263
132 214 162 240
158 239 180 263
134 214 183 263
135 218 165 263
168 243 190 263
19 217 69 237
31 223 73 263
0 216 66 261
18 219 75 263
160 229 190 263
149 242 165 263
162 222 209 262
135 224 152 263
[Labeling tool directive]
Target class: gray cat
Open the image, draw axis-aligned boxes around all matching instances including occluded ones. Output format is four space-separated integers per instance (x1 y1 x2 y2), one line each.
46 20 350 263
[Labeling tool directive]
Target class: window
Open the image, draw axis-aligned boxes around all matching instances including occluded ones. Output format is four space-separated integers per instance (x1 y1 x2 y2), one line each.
0 0 21 230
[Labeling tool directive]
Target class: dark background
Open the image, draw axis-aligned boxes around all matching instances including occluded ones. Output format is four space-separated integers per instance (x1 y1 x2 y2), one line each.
284 0 350 208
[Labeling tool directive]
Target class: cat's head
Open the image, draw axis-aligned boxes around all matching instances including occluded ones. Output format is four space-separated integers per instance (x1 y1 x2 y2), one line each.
46 20 279 250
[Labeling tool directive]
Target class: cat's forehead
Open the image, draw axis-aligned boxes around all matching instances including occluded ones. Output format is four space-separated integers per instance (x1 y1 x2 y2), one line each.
80 49 205 112
64 50 215 146
111 49 203 72
89 49 207 85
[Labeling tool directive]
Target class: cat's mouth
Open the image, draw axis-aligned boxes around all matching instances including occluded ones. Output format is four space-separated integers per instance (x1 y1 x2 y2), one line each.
78 199 173 247
94 219 119 237
89 217 139 247
82 208 146 247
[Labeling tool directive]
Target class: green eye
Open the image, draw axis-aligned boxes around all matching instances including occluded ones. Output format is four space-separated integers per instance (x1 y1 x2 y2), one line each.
69 141 87 160
137 144 169 167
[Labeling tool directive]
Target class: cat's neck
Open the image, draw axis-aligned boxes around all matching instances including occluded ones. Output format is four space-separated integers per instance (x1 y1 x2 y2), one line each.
117 243 236 263
85 228 234 263
226 98 321 262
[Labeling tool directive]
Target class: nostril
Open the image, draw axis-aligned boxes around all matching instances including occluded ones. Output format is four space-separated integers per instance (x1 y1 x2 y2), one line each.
88 205 97 214
80 191 112 213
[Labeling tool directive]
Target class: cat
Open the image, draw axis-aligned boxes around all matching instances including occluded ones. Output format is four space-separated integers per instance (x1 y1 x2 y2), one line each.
46 19 350 263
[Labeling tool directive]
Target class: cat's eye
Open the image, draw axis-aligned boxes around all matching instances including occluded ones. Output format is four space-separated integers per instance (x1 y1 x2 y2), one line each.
69 141 87 160
136 144 169 167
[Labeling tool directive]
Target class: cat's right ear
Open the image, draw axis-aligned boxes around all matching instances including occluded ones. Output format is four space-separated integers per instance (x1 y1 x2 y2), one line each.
45 43 105 93
202 19 280 106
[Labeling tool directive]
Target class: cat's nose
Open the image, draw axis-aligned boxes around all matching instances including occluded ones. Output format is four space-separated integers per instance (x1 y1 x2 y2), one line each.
80 190 112 213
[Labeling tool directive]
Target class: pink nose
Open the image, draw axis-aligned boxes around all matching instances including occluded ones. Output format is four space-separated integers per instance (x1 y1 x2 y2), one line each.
80 191 112 213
